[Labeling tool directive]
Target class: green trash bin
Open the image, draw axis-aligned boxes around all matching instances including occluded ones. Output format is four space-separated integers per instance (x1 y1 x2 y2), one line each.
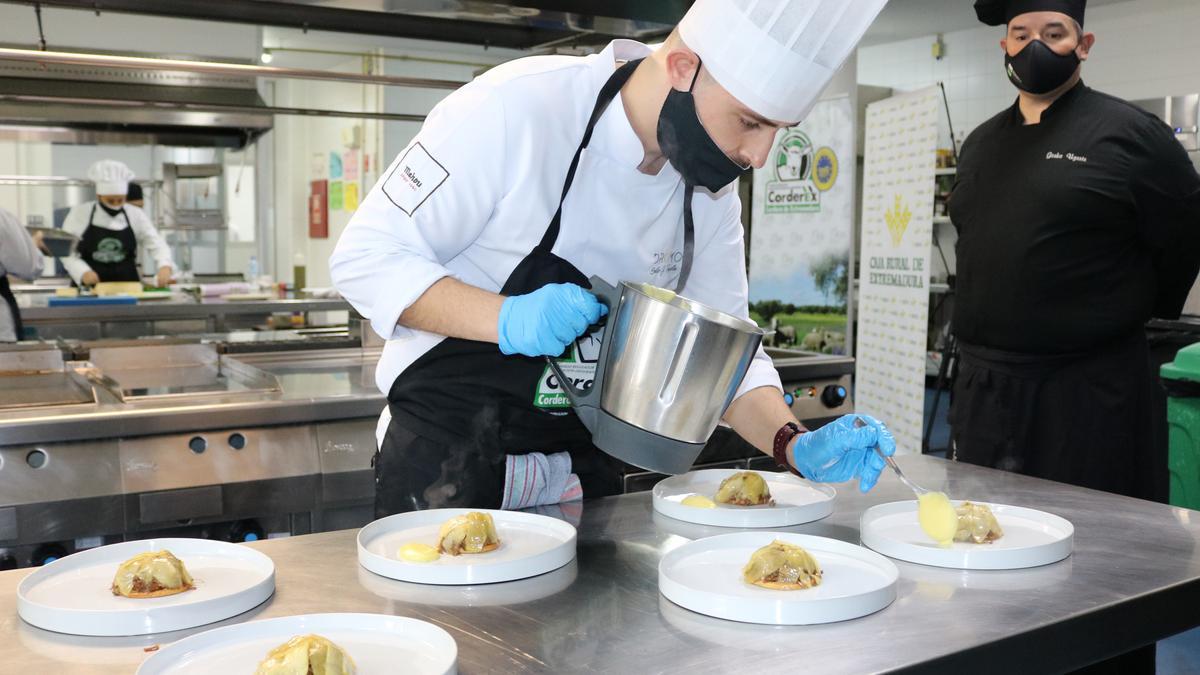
1161 342 1200 510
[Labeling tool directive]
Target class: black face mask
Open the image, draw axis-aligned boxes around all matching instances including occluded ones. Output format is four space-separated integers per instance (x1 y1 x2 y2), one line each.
656 63 748 192
98 202 124 217
1005 39 1080 95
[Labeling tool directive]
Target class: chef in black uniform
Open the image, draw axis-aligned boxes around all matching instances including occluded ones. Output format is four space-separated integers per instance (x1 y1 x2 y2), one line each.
950 2 1200 672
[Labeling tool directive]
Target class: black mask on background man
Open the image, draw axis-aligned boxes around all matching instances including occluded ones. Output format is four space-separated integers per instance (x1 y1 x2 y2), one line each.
1005 39 1080 95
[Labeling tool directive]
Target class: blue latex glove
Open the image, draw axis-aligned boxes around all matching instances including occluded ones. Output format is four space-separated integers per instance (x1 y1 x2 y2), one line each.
497 283 608 357
789 414 896 493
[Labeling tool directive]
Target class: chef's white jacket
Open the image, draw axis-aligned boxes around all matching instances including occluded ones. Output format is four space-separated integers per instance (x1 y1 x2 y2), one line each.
331 39 782 401
60 201 175 284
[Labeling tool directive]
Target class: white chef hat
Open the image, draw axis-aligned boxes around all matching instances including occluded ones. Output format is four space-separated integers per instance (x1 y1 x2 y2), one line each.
679 0 889 123
88 159 136 196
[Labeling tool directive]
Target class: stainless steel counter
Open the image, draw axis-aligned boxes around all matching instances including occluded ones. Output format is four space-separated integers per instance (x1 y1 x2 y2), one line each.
2 455 1198 674
16 294 354 341
0 347 383 445
18 295 351 322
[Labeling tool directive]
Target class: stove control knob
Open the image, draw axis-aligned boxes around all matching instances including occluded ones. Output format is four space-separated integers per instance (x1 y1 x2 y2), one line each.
783 392 794 406
188 436 207 454
820 384 847 408
228 433 246 450
32 543 68 567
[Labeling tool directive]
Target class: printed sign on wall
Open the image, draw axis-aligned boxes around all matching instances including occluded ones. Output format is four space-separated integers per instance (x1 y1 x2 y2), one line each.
854 87 939 454
750 97 854 356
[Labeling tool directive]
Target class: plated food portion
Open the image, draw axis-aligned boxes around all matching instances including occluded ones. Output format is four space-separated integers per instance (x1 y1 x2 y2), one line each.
358 509 576 585
653 469 835 528
659 532 897 625
254 634 356 675
861 501 1073 570
715 471 774 507
18 539 276 636
954 501 1004 545
111 550 195 599
916 493 1007 548
137 613 456 675
394 512 502 564
742 540 822 591
438 512 501 556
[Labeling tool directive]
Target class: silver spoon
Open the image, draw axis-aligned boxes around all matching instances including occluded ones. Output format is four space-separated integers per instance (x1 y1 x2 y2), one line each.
882 454 932 496
852 416 933 496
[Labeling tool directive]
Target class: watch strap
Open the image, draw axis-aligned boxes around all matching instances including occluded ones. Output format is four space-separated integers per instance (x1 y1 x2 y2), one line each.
773 422 806 477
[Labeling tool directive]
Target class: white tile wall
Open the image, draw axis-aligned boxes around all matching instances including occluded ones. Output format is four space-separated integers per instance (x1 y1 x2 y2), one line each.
858 0 1200 146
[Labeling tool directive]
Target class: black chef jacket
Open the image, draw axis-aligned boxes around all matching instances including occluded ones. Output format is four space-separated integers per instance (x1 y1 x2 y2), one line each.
949 82 1200 354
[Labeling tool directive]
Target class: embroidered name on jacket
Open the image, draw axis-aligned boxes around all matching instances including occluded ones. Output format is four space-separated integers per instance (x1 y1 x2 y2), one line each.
1045 151 1088 163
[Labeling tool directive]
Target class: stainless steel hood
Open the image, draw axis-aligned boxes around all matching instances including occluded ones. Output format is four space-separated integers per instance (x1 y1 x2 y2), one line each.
20 0 681 50
0 50 273 148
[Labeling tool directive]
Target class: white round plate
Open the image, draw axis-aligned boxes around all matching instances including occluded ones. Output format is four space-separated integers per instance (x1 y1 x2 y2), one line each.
137 613 456 675
658 532 898 625
652 469 836 528
17 538 275 637
859 500 1074 570
356 558 578 607
357 508 576 585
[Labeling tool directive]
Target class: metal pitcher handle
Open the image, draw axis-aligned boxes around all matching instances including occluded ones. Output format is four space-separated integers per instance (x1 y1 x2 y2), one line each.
544 275 618 413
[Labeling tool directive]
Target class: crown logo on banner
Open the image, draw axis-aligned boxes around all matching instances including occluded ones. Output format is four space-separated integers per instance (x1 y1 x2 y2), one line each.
884 194 912 247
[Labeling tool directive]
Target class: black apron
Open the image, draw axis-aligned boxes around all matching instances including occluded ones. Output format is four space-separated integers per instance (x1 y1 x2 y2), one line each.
0 275 22 341
77 204 140 283
949 330 1168 504
376 57 699 516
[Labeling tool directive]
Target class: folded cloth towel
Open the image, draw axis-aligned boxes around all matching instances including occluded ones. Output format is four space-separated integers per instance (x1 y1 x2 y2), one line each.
197 282 253 297
501 451 583 510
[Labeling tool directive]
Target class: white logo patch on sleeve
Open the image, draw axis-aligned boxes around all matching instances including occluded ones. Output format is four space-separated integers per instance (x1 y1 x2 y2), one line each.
382 142 449 216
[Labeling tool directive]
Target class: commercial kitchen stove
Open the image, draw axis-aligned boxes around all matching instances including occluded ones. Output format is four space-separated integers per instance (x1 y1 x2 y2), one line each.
0 341 384 568
0 340 855 568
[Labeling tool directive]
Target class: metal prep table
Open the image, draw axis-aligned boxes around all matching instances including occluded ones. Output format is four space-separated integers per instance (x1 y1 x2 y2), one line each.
16 295 353 340
1 455 1198 674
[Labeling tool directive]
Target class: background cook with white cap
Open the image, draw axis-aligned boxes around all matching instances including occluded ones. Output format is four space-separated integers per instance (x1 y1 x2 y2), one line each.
61 159 175 288
332 0 897 517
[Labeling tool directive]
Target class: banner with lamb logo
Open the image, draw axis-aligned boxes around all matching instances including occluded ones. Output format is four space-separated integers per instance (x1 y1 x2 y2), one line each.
749 96 854 356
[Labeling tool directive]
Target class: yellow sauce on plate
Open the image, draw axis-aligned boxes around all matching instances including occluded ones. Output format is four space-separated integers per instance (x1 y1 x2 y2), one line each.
397 542 440 563
681 494 717 509
917 492 958 548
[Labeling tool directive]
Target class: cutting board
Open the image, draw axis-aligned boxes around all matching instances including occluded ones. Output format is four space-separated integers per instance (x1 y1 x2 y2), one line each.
47 296 138 307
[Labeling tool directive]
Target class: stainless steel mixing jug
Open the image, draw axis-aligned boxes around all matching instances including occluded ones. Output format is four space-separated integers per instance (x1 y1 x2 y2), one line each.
547 276 763 474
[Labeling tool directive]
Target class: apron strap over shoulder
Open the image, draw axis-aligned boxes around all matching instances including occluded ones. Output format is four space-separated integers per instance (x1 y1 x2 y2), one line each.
538 58 644 252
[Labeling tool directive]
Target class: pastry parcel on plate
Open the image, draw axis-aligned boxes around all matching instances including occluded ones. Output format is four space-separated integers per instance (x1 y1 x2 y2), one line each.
111 550 194 599
254 634 356 675
715 471 774 507
742 540 822 590
954 501 1004 544
437 511 501 556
